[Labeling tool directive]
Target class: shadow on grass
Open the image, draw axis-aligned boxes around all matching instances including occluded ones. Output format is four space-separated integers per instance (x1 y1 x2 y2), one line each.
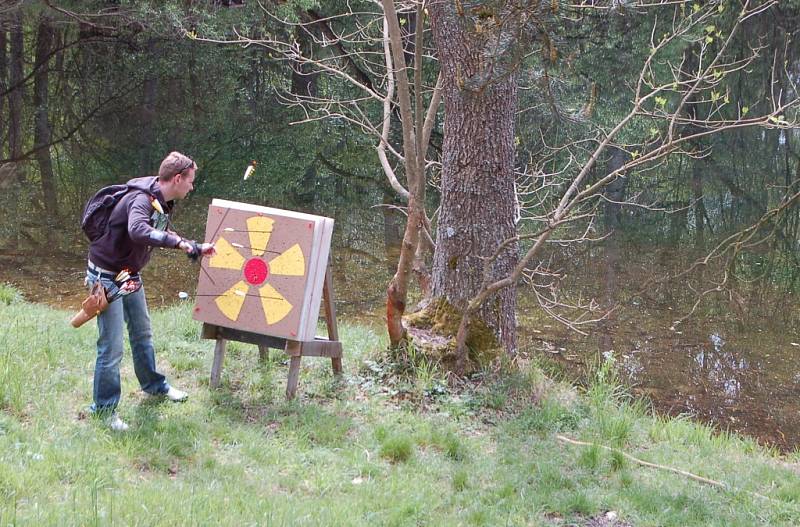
202 369 353 450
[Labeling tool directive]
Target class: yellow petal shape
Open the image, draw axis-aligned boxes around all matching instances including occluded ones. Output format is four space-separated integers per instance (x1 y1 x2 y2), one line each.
247 216 274 257
259 283 293 325
215 281 249 321
209 237 246 270
269 244 305 276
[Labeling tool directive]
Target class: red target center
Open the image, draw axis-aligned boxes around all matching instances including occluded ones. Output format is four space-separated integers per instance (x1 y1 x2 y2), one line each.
243 258 269 285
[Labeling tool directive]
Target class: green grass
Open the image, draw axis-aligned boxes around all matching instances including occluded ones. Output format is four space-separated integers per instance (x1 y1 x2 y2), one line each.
1 290 800 525
0 283 22 306
379 434 414 463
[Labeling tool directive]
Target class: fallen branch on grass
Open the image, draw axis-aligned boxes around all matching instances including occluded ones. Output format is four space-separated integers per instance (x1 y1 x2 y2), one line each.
555 434 770 501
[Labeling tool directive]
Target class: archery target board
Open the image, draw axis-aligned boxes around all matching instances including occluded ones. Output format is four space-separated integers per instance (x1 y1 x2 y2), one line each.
193 199 334 341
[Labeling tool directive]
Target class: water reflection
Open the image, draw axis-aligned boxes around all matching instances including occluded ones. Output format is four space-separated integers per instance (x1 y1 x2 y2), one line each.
578 323 798 451
689 334 748 401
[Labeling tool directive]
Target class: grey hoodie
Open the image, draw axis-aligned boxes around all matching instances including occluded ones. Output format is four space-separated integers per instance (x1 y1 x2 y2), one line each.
88 176 182 273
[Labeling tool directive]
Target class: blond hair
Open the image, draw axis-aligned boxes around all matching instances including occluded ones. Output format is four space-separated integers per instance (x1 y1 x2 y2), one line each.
158 151 196 181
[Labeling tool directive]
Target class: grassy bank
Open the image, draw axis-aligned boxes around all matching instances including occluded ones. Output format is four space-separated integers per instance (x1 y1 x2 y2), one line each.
1 286 799 526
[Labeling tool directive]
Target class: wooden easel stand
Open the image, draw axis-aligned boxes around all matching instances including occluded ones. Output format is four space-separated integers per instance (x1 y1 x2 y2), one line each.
202 267 342 399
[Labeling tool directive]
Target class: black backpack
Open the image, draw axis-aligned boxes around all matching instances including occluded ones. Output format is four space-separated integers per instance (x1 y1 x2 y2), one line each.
80 182 154 242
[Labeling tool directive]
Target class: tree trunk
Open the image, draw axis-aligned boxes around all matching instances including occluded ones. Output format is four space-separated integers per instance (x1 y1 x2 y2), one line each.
290 24 317 98
381 0 427 348
382 187 402 276
599 149 625 359
4 17 24 250
692 161 706 249
296 161 318 208
33 17 58 223
8 13 24 171
429 4 519 357
0 30 7 159
138 40 158 174
603 147 628 231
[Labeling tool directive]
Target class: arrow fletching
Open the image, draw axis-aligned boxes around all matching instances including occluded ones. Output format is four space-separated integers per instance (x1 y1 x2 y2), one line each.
243 160 257 181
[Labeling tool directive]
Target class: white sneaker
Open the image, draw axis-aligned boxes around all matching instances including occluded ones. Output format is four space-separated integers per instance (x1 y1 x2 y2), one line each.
107 412 129 432
165 386 188 402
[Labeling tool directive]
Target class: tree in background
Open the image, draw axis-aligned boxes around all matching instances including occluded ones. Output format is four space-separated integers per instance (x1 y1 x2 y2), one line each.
203 1 443 347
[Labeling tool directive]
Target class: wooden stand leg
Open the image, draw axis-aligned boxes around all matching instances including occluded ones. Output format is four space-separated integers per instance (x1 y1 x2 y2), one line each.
323 265 343 376
258 344 269 363
285 341 302 400
210 337 227 389
332 356 342 375
286 356 301 399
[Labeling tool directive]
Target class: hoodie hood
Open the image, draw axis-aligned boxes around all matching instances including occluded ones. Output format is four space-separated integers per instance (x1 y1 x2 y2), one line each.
126 176 174 212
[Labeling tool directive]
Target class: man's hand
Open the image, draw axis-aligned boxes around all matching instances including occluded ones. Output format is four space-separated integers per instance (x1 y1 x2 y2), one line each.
120 280 139 293
197 242 216 256
177 239 193 253
179 240 216 260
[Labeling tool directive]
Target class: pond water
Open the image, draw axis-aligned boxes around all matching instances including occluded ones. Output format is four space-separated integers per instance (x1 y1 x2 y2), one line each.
518 305 800 452
2 196 800 452
516 243 800 453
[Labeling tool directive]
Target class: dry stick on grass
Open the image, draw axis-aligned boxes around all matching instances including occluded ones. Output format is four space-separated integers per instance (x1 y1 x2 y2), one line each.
555 435 771 501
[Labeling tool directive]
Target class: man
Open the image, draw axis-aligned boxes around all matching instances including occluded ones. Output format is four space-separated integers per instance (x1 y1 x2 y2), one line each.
86 151 214 431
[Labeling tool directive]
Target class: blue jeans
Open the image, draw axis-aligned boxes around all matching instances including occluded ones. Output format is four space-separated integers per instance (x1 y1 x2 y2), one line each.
87 271 168 412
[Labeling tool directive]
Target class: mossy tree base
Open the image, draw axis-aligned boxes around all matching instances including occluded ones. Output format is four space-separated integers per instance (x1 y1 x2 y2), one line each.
401 297 504 375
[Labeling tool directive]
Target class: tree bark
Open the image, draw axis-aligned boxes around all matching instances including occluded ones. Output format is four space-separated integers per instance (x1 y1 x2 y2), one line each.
33 17 58 222
0 30 7 159
381 0 425 347
428 4 519 357
8 13 24 171
382 187 402 276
